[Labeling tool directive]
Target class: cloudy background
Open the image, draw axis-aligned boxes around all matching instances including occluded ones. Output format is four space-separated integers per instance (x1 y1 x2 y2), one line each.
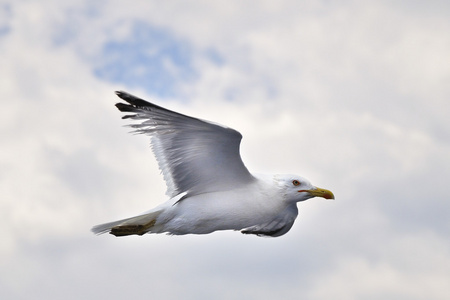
1 1 449 299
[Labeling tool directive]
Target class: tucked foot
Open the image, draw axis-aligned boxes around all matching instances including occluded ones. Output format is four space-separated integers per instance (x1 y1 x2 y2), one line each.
110 219 156 237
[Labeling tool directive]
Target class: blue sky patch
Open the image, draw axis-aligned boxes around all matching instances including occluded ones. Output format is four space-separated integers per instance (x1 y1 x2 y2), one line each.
94 22 197 98
0 3 12 38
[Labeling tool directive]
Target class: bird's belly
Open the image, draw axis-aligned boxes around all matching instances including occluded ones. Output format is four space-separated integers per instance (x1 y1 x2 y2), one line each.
159 190 283 235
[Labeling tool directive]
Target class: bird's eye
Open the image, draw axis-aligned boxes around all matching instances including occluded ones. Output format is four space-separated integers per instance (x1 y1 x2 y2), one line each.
292 180 300 186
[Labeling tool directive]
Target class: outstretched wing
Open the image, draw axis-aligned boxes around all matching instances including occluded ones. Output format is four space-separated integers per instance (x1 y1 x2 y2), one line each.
115 91 254 199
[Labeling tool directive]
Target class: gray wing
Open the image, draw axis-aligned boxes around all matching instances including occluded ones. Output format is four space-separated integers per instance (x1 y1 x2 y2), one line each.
115 91 254 199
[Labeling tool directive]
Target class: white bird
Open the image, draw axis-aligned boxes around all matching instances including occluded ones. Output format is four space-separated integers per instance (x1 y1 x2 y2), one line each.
92 91 334 237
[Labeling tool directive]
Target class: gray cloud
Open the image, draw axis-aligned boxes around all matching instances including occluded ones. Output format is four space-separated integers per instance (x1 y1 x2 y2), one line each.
1 1 449 299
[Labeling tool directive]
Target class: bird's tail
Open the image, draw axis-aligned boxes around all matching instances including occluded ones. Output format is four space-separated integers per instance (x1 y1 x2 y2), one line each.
91 210 163 237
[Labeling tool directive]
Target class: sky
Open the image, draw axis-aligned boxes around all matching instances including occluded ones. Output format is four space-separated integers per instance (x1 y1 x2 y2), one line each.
1 0 450 299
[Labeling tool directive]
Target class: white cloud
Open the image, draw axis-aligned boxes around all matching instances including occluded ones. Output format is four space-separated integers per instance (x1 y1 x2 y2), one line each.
1 0 450 299
307 231 450 300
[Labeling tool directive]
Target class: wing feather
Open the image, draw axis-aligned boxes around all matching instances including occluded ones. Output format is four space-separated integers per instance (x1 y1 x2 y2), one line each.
115 91 254 199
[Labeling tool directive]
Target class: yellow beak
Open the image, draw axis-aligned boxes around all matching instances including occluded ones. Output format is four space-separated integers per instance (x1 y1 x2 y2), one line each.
303 187 335 200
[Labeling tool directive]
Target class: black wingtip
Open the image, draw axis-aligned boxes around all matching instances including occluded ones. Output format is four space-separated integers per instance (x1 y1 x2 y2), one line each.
115 90 154 109
115 90 137 103
115 102 135 113
115 90 130 101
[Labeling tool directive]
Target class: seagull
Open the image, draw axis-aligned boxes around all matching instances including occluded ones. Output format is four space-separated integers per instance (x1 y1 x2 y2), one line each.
92 91 334 237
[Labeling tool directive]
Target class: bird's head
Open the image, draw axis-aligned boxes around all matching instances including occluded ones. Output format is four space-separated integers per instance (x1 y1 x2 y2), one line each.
275 174 335 203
